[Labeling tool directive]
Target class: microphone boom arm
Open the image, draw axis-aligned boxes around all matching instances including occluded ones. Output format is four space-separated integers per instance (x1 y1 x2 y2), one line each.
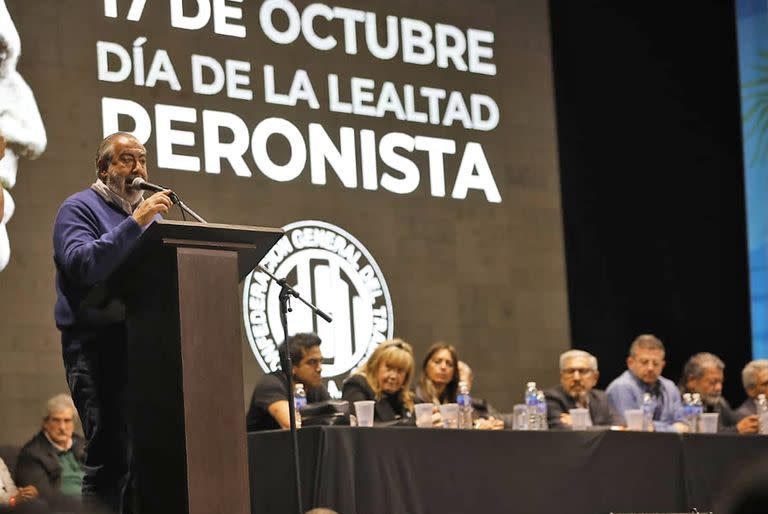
130 177 207 223
175 197 206 223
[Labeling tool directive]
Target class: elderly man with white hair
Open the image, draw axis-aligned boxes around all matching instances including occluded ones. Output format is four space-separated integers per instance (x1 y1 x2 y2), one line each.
544 349 622 429
735 359 768 418
14 394 84 512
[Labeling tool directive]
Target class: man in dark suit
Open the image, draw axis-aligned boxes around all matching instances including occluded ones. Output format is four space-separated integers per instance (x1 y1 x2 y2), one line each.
545 349 622 429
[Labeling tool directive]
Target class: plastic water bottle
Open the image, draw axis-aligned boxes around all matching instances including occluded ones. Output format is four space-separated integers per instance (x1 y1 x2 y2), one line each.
457 381 474 429
294 383 307 428
691 393 703 433
641 392 654 432
758 394 768 435
682 393 695 433
525 382 539 430
536 388 548 430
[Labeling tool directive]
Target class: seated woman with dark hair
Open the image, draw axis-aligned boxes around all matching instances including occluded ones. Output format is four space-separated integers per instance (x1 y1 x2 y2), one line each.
341 339 416 424
414 343 504 429
415 343 460 405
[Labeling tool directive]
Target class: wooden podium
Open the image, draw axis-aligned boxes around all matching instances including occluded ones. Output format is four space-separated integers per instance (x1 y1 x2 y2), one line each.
116 220 284 514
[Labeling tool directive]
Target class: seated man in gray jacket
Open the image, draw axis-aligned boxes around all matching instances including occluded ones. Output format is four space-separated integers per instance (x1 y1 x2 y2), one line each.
545 349 622 429
735 359 768 419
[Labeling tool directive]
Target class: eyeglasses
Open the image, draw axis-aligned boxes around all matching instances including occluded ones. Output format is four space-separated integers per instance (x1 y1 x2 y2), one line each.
636 358 663 368
562 368 594 376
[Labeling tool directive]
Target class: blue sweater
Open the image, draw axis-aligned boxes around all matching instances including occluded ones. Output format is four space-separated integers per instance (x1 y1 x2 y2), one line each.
53 188 144 342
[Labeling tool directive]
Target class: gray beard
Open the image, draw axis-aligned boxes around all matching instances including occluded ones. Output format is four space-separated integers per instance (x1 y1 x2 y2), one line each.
105 172 142 205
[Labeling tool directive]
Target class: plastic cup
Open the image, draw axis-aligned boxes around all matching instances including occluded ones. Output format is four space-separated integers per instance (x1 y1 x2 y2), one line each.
699 413 719 434
760 412 768 434
569 408 590 430
353 400 375 427
415 403 434 428
512 404 528 430
439 403 459 429
624 409 644 431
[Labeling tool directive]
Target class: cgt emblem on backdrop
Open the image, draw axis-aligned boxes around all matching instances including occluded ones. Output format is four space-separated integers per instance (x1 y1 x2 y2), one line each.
242 220 394 397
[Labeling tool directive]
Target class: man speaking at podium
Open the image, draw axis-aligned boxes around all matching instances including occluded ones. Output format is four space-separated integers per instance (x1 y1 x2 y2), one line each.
52 132 173 513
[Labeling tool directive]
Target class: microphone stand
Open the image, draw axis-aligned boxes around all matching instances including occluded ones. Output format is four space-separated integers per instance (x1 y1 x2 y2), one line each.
158 188 329 513
255 264 332 514
169 193 207 223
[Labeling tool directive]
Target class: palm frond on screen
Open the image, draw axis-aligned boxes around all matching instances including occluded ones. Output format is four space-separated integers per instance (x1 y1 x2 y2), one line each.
741 50 768 166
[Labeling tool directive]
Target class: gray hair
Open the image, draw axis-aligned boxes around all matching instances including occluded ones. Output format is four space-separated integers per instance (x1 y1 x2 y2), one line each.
742 359 768 390
681 352 724 383
44 394 75 419
629 334 665 357
559 349 598 371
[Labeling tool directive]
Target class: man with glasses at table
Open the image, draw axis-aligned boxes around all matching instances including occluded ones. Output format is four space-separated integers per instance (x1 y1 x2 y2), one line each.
606 334 687 432
545 349 622 429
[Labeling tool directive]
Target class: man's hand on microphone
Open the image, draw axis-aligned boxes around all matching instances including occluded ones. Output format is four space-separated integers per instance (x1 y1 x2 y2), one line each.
132 190 173 227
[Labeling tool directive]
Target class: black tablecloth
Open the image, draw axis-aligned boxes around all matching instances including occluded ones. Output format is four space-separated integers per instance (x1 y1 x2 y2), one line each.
247 427 768 514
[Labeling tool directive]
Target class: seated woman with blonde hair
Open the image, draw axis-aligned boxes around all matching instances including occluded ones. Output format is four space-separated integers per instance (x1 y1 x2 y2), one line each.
341 339 416 425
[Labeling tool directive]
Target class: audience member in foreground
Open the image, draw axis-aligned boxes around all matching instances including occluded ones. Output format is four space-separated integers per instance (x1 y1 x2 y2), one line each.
735 359 768 418
1 456 43 512
545 349 622 429
606 334 686 432
341 339 415 425
247 333 330 431
679 352 758 433
457 361 505 429
14 395 84 512
414 343 460 405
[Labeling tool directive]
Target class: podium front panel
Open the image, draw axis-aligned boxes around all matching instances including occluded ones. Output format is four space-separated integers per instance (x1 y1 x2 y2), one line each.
177 247 249 514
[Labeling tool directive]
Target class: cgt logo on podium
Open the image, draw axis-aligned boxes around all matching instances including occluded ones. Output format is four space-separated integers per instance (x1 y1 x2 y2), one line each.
242 220 394 397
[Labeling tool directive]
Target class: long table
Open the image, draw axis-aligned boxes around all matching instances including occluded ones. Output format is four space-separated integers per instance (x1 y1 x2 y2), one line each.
247 427 768 514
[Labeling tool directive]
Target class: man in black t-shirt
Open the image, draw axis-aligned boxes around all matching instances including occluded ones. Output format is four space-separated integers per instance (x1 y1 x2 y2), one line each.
246 333 330 431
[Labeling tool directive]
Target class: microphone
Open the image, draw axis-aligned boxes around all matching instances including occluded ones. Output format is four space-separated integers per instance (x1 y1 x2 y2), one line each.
130 177 179 204
130 177 168 193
